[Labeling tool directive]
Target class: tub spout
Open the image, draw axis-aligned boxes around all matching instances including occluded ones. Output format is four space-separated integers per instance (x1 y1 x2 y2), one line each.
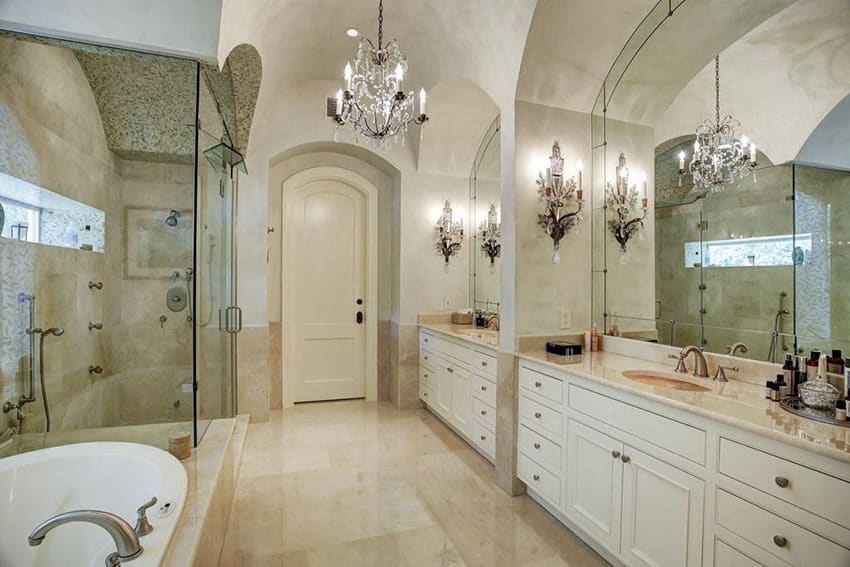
28 509 142 565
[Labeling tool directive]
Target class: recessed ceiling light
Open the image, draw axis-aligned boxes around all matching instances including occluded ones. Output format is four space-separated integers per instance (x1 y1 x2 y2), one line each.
346 28 359 38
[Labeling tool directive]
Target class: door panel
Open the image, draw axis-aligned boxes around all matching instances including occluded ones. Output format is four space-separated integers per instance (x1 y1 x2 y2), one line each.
566 419 624 552
436 356 453 420
451 365 471 436
290 180 366 402
621 445 704 567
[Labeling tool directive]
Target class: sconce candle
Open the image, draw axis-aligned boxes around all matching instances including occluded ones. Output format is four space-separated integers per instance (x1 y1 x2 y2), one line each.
606 152 647 258
537 140 584 263
435 200 464 270
480 202 501 273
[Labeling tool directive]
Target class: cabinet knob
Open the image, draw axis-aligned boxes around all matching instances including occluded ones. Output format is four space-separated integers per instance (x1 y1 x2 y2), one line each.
621 455 631 463
480 435 487 441
481 361 487 367
532 474 540 481
480 410 487 416
424 356 429 360
534 381 542 388
534 412 542 419
481 385 487 391
423 392 428 397
774 477 790 488
534 443 541 450
612 450 621 459
773 535 787 548
447 367 454 373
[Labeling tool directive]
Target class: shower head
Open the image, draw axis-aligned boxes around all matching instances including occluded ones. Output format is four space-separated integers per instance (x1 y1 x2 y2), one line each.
165 210 181 227
42 328 64 337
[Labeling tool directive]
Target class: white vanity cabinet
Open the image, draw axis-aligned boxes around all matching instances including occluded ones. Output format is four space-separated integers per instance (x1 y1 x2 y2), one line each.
517 356 850 567
419 329 497 462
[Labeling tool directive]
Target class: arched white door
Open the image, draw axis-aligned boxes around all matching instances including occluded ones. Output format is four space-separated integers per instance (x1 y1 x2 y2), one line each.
283 171 376 403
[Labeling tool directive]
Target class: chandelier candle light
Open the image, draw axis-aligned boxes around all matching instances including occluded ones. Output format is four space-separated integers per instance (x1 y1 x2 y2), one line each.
606 152 647 258
332 0 428 145
480 202 501 272
536 141 584 264
678 55 757 191
435 200 464 271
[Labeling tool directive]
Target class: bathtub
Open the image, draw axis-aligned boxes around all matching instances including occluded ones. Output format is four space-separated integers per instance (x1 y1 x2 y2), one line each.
0 442 187 567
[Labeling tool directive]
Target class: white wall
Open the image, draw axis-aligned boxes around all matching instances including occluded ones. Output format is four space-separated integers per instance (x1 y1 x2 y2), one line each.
0 0 222 62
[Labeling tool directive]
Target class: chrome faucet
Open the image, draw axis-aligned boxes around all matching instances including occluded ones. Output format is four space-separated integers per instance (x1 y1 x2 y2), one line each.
28 510 143 566
680 346 710 378
727 342 749 357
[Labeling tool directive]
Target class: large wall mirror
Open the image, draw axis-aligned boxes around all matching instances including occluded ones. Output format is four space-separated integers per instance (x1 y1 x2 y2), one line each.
592 0 850 362
469 117 501 314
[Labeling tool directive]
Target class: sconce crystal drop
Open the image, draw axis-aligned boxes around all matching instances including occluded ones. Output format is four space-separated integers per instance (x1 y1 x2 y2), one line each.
606 152 647 256
479 202 501 273
435 200 464 271
537 141 584 264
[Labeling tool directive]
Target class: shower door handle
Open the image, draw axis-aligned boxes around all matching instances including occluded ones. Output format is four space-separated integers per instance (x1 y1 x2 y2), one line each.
224 306 243 334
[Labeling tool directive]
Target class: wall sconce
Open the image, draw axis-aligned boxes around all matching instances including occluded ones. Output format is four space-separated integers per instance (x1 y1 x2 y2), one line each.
480 202 501 273
435 200 463 271
606 152 647 259
537 140 583 263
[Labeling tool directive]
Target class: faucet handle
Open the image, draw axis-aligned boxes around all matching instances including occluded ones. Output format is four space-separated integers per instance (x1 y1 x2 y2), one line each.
134 497 157 536
668 353 688 374
714 365 739 383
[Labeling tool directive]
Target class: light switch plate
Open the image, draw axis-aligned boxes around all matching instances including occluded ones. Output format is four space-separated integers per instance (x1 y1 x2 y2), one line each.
560 308 572 329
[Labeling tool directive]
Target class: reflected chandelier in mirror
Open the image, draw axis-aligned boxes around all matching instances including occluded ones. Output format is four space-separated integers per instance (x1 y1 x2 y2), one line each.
536 140 584 263
606 152 647 257
479 202 501 273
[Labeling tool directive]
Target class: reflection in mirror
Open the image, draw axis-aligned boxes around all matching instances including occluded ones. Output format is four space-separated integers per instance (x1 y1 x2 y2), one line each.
592 0 850 361
469 117 500 316
0 172 105 252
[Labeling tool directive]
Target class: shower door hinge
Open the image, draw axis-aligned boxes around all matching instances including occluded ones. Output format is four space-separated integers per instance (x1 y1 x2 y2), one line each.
696 220 708 231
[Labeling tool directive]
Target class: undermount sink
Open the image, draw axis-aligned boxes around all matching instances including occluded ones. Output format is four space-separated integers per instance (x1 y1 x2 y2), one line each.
621 371 711 392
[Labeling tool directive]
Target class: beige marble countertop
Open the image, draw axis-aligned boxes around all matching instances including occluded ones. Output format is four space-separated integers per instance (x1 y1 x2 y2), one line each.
420 323 500 349
517 350 850 465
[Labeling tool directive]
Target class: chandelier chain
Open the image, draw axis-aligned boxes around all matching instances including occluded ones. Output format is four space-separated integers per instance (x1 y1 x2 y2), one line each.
377 0 384 50
714 55 720 127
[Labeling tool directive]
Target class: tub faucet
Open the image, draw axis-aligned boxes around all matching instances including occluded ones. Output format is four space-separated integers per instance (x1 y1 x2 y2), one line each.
28 510 143 565
680 346 710 378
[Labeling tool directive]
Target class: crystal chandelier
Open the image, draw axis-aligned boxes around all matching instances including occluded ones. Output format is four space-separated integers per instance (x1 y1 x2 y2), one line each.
680 55 757 192
332 0 428 145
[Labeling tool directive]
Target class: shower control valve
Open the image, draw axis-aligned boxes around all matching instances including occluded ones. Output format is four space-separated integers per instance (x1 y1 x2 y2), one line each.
88 366 103 375
88 322 103 331
88 281 104 290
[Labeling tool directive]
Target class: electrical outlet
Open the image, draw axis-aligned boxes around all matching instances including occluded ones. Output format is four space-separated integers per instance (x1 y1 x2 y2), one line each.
559 308 572 329
443 298 452 310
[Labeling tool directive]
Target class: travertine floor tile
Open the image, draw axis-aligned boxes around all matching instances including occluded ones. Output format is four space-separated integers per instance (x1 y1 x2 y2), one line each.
219 401 608 566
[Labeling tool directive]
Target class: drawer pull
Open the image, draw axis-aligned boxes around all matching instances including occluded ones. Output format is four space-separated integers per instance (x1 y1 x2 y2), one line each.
424 356 429 360
532 474 540 481
447 367 454 373
480 435 487 441
612 450 621 459
423 373 428 378
534 412 542 419
481 385 487 391
774 476 790 488
423 392 428 397
773 535 787 548
533 443 541 450
534 381 542 388
480 410 487 416
621 455 631 463
481 361 488 367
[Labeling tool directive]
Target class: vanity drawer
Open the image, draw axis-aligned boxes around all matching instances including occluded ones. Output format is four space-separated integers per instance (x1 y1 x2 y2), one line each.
719 438 850 530
419 382 434 405
714 539 763 567
420 366 435 390
420 348 436 371
472 374 496 406
518 453 560 505
716 490 850 567
420 331 437 350
519 365 563 405
472 397 495 431
520 394 562 440
473 419 495 460
568 384 705 465
519 424 562 475
472 350 497 376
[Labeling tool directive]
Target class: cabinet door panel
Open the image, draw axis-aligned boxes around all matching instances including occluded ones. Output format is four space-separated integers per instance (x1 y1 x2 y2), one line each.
451 365 472 436
436 356 453 420
621 446 704 567
566 419 623 552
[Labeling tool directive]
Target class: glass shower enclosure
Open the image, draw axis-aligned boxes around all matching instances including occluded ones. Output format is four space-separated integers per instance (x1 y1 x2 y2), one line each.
0 30 242 455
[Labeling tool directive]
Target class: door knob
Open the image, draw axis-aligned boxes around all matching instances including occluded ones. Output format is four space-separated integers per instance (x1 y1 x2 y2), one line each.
356 311 363 324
